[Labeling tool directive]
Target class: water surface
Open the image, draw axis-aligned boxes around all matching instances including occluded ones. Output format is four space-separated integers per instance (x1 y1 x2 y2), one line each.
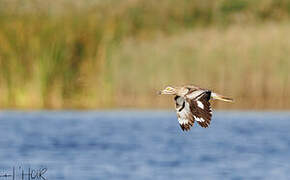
0 111 289 180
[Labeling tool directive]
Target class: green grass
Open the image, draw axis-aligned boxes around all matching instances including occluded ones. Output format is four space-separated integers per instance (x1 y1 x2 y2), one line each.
0 0 290 109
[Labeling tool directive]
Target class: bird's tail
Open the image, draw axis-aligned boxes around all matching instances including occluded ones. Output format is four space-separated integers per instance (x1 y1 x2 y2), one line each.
211 92 234 103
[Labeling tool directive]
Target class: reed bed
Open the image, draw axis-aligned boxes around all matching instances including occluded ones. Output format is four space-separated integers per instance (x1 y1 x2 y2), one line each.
0 0 289 109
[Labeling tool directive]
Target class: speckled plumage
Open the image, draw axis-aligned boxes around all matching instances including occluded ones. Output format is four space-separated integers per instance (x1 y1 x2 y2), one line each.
159 85 233 131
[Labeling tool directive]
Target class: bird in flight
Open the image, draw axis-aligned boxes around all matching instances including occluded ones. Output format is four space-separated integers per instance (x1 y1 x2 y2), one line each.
158 85 233 131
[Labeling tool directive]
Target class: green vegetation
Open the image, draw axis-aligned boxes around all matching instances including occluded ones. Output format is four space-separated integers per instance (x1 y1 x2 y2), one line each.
0 0 290 109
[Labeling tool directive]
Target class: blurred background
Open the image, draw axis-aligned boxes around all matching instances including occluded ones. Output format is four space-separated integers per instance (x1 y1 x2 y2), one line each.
1 1 290 180
0 0 290 110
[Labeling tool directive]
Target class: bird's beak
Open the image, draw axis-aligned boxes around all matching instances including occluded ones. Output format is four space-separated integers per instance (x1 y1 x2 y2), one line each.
157 90 163 95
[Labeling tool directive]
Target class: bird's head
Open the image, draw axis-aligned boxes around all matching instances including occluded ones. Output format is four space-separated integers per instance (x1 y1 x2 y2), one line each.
158 86 177 95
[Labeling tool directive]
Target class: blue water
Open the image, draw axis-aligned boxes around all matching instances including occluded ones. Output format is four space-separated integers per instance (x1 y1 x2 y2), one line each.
0 111 290 180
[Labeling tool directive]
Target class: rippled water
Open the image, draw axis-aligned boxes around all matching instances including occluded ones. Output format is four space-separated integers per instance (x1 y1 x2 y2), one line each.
0 111 289 180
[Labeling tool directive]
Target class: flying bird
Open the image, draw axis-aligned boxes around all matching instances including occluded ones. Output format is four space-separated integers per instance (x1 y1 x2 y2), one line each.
158 85 233 131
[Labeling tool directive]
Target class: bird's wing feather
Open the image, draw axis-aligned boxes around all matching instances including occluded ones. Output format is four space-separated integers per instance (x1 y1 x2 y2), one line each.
174 89 213 131
175 96 195 131
186 90 212 128
185 89 205 99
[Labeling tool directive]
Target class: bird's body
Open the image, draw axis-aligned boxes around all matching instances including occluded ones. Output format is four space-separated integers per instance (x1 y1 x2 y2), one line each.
159 85 233 131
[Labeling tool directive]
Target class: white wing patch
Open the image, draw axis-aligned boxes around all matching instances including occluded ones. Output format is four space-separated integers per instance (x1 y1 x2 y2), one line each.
197 101 204 109
178 116 188 125
193 115 205 122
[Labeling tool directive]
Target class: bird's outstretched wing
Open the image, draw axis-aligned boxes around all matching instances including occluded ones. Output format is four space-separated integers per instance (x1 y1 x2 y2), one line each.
174 90 212 131
175 96 195 131
187 90 212 128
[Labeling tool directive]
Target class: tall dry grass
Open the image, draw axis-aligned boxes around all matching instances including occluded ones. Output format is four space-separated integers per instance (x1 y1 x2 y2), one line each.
111 24 290 109
0 0 289 109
